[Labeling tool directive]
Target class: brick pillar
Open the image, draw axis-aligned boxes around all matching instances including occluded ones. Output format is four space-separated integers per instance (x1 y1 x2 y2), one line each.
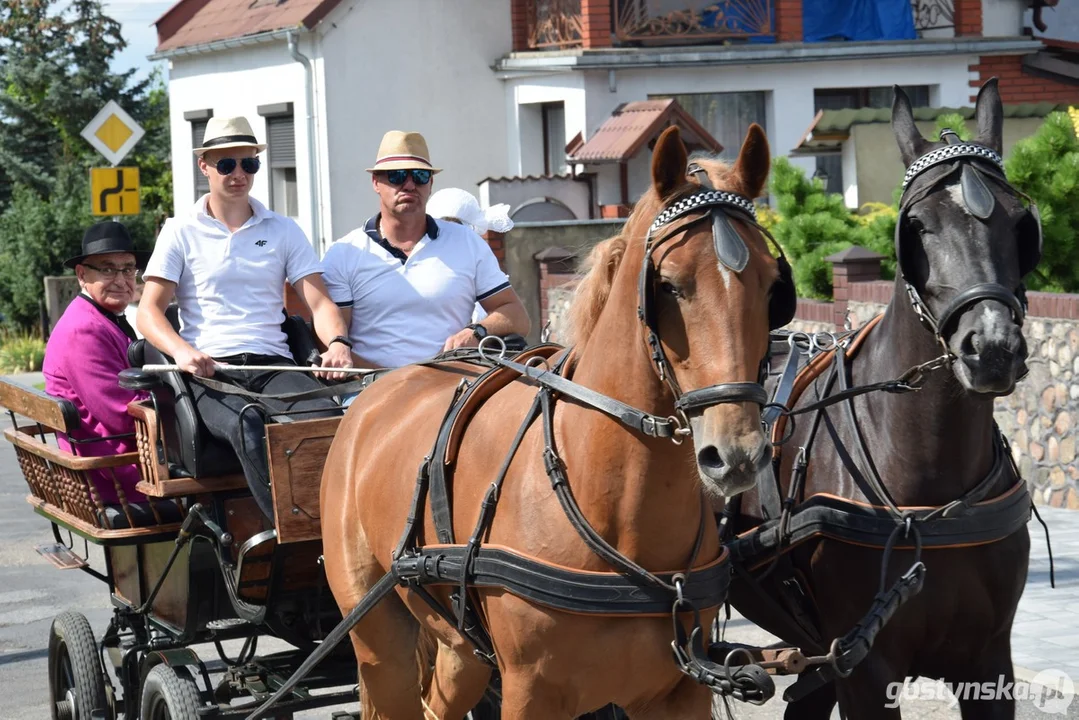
511 0 530 50
954 0 983 37
284 282 311 321
535 246 577 333
775 0 802 42
483 230 507 271
581 0 612 48
825 247 884 330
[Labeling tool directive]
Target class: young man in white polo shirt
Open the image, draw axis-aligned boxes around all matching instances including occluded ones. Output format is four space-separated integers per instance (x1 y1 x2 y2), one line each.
319 130 530 372
137 116 353 521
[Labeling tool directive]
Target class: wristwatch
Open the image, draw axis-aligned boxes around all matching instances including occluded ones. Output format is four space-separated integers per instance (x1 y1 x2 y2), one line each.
330 335 354 349
467 323 489 340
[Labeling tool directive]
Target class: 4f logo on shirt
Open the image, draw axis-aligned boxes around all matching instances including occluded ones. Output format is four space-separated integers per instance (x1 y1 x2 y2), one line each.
255 240 267 247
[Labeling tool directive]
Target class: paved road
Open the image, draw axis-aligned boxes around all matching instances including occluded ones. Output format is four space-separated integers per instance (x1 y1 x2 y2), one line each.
1 370 1077 718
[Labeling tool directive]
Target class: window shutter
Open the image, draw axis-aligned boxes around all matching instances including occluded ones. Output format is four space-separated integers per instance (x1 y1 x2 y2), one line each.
192 120 210 195
268 116 296 168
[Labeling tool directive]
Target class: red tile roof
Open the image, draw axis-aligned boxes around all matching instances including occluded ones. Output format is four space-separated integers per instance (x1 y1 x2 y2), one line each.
155 0 341 53
567 99 722 164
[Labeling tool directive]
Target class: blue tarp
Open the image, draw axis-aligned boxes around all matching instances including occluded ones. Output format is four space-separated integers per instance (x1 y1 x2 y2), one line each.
803 0 917 42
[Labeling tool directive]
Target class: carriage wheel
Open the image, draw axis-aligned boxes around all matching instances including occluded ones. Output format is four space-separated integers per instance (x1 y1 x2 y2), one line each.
140 664 203 720
48 611 110 720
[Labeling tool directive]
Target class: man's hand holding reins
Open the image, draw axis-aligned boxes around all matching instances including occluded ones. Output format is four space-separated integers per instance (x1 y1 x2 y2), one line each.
318 342 353 382
173 345 216 377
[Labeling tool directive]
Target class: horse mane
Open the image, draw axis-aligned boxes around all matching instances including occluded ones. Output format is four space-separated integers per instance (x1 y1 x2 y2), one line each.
565 153 737 346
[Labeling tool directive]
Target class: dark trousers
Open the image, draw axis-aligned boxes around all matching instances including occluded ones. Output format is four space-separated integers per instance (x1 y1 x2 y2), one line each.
191 353 341 521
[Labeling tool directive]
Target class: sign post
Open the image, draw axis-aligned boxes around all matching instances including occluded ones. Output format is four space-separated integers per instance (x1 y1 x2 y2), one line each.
81 100 145 217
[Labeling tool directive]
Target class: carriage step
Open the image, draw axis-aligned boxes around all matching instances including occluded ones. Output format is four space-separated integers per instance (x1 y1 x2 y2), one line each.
35 543 87 570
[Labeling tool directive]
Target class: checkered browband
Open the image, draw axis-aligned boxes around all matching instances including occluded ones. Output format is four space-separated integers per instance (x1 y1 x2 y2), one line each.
649 190 757 235
902 142 1004 191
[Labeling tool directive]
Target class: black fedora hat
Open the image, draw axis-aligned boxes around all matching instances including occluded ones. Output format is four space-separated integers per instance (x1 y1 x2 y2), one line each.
64 221 151 270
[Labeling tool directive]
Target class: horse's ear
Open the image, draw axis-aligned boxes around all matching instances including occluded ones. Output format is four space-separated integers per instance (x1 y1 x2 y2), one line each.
651 125 688 199
974 77 1004 154
891 85 929 167
732 123 770 199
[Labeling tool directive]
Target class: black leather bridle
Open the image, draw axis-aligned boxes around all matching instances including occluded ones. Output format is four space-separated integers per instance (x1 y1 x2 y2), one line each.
635 179 792 426
897 130 1043 348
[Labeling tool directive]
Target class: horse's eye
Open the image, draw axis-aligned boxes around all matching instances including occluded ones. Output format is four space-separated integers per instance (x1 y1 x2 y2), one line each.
658 280 681 297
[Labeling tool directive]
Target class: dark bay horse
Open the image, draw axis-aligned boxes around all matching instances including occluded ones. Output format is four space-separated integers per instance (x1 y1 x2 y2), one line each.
727 78 1037 718
319 125 793 719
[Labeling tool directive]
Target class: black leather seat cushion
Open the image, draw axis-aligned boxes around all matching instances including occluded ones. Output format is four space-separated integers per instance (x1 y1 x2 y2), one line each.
98 500 184 529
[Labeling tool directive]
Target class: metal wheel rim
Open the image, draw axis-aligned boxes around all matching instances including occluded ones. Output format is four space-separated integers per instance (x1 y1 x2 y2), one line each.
53 641 77 720
145 693 172 720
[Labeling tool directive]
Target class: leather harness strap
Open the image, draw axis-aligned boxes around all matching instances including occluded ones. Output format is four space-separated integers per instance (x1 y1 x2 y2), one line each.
769 315 882 454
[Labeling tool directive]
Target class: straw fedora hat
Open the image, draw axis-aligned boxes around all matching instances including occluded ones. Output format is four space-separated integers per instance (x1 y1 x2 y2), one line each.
366 130 442 174
193 116 267 156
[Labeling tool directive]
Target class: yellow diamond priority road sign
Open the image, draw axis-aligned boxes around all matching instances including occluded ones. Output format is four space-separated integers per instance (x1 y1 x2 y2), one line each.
90 167 140 216
81 100 144 166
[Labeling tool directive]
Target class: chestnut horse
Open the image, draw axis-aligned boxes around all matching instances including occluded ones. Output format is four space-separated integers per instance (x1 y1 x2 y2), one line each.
728 79 1035 718
320 125 790 719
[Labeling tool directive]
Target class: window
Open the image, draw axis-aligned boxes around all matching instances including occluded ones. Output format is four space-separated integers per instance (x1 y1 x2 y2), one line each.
542 102 567 176
652 92 768 163
184 109 213 198
813 86 930 194
260 102 299 218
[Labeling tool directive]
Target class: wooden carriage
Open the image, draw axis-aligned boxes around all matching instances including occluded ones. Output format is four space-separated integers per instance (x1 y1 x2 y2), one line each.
0 317 361 720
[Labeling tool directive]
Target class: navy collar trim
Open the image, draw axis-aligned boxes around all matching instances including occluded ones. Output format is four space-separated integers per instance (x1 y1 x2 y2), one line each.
364 214 440 264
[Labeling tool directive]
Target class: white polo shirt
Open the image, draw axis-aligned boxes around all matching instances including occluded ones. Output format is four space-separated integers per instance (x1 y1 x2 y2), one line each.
321 215 511 368
144 195 322 358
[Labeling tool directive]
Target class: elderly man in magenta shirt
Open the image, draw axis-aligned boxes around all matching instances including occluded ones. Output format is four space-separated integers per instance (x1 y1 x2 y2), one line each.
44 221 150 507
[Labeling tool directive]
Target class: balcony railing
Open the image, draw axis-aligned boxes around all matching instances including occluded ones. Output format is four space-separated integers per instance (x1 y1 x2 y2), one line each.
911 0 954 35
527 0 583 49
614 0 775 44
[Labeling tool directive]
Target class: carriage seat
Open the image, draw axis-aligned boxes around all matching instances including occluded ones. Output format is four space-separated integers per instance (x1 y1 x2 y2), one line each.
124 306 325 481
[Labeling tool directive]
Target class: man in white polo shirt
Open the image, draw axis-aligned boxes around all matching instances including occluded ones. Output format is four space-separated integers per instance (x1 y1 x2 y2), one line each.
319 130 530 373
137 115 353 521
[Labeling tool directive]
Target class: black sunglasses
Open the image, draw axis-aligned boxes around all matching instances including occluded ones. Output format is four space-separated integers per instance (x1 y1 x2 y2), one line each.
384 169 432 186
213 157 261 175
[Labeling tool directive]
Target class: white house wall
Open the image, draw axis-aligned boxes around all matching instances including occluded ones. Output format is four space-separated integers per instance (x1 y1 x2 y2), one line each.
841 141 858 209
983 0 1024 37
507 54 975 204
508 73 588 177
166 39 318 244
319 0 510 241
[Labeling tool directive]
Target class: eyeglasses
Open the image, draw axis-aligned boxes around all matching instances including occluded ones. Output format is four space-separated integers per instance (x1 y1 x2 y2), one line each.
83 264 139 279
213 157 261 175
383 169 432 186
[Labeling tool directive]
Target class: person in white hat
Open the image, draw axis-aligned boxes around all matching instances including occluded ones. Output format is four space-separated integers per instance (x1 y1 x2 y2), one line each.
426 187 515 237
318 130 530 379
136 115 353 521
426 187 516 324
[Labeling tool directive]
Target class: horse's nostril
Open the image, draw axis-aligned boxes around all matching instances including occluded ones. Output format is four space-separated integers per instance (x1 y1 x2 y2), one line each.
697 445 724 471
961 331 981 357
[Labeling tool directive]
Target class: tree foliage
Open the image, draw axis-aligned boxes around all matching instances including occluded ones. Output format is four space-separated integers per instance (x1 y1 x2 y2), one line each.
0 0 169 327
1004 111 1079 293
768 157 896 300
